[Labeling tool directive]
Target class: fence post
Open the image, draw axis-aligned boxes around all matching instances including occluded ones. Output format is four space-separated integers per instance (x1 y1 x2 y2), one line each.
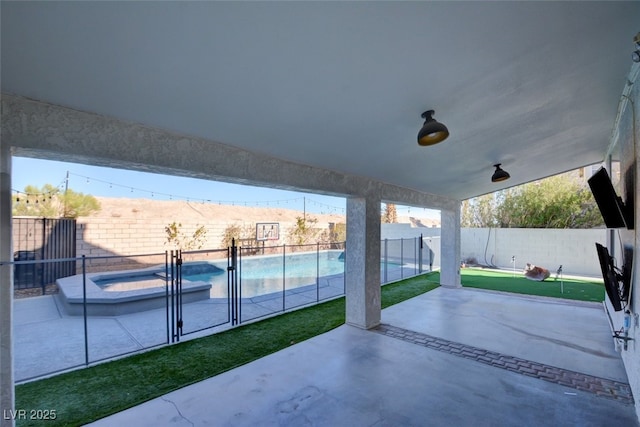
40 218 46 293
165 251 170 344
170 250 176 341
282 244 286 312
228 240 238 326
384 239 388 284
400 238 404 280
82 255 89 366
316 242 320 302
237 242 242 324
342 241 347 294
414 237 418 276
419 234 423 274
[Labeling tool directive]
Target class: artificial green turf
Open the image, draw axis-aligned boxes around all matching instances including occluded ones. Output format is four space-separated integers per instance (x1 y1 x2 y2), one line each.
381 273 440 308
15 273 439 427
459 268 605 302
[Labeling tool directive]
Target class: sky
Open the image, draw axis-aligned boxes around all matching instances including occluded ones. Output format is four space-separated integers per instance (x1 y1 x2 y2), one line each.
11 157 440 220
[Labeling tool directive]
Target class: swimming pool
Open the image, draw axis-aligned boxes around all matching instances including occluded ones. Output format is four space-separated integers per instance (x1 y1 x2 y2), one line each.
94 250 405 299
58 250 407 315
185 250 346 298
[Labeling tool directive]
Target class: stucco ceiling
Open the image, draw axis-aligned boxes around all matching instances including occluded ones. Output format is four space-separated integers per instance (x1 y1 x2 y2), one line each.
2 1 639 201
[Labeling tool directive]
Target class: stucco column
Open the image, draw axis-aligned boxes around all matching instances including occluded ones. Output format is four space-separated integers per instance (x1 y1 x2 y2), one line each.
0 141 15 427
345 196 381 329
440 204 461 288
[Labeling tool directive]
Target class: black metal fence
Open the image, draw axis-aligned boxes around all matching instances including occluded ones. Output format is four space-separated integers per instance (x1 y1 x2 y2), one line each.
7 236 439 382
12 217 76 294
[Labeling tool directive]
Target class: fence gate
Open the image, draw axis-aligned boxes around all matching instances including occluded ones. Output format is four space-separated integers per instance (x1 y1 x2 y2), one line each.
229 239 240 326
169 243 239 342
169 250 183 342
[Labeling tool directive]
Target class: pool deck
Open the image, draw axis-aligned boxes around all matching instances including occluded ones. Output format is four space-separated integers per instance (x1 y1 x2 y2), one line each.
14 271 350 382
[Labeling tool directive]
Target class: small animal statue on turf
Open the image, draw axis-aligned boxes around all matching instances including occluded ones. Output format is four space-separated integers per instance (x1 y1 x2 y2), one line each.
523 263 550 281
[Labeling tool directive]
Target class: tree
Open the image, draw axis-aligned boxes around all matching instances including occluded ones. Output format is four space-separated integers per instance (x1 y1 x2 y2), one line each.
220 223 256 248
165 222 208 250
62 188 102 218
462 173 603 228
461 194 500 228
382 203 398 223
288 215 319 245
12 184 101 218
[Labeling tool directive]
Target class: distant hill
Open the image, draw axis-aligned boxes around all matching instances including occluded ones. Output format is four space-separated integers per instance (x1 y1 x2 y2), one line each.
87 196 346 225
86 197 440 228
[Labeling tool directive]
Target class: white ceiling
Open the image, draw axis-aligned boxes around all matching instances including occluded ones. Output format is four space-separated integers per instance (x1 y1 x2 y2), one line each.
2 1 639 200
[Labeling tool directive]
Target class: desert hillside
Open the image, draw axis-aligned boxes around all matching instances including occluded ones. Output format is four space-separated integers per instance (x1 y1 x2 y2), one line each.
88 197 441 227
89 196 347 224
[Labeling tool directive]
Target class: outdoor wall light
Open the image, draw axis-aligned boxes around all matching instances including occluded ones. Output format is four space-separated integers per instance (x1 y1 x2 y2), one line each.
491 164 510 182
633 32 640 63
417 110 449 146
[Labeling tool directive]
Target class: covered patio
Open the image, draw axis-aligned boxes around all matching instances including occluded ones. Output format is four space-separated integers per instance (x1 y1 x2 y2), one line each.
1 1 640 425
87 287 637 426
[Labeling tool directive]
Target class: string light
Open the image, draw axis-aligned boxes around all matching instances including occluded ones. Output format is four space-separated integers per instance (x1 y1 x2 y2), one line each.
12 189 58 204
15 171 347 214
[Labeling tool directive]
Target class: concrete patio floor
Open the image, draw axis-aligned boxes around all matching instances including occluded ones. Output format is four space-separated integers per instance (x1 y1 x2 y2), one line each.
85 287 638 427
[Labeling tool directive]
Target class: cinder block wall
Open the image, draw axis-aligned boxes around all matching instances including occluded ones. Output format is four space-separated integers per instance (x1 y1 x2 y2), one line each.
382 224 609 277
75 219 609 277
460 228 608 277
380 223 441 239
380 224 441 269
75 217 305 259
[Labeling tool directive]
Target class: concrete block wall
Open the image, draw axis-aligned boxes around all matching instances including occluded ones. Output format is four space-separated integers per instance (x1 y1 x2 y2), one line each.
461 228 608 278
75 217 334 260
381 224 610 278
381 223 441 239
75 219 608 278
381 224 441 270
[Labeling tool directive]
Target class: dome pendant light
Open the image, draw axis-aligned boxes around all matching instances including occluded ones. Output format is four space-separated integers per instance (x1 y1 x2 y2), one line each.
491 163 510 182
417 110 449 146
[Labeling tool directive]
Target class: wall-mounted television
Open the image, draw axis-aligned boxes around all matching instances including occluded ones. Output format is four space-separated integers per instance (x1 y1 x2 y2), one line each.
587 167 630 229
595 243 632 312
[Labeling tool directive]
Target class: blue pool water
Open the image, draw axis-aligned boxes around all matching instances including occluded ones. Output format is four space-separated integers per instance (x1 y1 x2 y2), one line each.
97 250 404 298
185 251 346 298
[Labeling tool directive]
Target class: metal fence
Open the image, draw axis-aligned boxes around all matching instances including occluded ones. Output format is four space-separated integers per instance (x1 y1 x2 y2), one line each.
12 217 76 294
6 237 438 382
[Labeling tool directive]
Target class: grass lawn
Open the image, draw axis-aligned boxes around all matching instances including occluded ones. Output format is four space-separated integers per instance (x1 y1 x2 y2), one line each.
457 268 605 303
15 273 439 427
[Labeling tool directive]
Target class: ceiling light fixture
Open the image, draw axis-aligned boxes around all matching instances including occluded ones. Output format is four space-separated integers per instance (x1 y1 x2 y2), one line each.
417 110 449 146
491 164 510 182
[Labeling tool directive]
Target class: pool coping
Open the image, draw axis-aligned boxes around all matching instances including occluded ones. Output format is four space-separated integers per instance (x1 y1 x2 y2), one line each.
56 262 212 316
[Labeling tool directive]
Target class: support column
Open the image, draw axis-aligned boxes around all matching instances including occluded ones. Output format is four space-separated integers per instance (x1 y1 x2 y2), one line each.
345 196 381 329
440 204 461 288
0 141 14 427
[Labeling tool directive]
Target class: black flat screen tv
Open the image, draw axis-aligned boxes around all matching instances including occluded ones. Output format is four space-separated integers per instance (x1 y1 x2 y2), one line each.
587 167 628 229
621 245 633 302
595 243 632 312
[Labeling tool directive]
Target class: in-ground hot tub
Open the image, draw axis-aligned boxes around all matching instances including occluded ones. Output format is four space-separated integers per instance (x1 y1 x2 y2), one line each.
56 262 219 316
